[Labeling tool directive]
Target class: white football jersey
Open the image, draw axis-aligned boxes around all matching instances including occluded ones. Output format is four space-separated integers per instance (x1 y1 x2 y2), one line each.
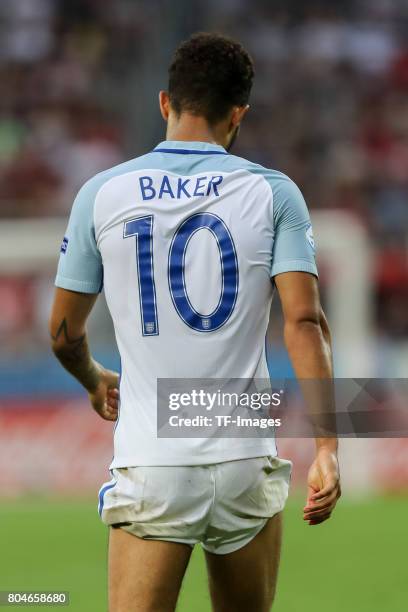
56 140 317 467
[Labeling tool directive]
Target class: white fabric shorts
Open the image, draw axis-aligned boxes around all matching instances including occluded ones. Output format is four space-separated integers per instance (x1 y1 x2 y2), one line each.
98 456 292 555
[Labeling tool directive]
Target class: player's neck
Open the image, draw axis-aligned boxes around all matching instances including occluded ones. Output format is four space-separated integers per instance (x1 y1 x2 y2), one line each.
165 113 227 148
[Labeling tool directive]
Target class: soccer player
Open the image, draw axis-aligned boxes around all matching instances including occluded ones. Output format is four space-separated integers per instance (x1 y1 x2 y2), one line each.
50 33 340 612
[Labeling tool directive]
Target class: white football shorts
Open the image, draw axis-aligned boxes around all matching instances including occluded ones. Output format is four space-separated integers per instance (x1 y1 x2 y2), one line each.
98 455 292 555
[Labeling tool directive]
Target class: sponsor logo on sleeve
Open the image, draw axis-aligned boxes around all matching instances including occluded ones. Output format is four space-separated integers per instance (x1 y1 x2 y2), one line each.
306 223 315 250
60 236 69 254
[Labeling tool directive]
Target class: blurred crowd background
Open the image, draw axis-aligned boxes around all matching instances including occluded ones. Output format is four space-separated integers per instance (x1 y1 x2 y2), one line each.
0 0 407 495
1 0 408 361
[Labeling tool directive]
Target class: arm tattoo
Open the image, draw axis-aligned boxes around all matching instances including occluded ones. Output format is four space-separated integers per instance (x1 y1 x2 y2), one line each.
51 318 100 392
51 318 86 360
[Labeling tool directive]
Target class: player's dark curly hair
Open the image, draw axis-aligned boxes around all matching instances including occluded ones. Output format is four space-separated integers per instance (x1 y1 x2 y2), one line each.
168 32 254 125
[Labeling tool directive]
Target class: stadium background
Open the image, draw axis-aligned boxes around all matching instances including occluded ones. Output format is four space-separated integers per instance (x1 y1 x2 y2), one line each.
0 1 407 610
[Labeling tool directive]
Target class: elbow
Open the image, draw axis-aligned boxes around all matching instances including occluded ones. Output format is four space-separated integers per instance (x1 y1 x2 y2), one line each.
283 307 329 344
284 319 322 347
50 340 65 360
49 333 66 361
49 316 86 363
284 309 321 331
50 335 81 366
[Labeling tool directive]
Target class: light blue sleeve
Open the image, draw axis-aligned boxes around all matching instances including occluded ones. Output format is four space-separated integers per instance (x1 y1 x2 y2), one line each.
269 174 318 278
55 176 103 294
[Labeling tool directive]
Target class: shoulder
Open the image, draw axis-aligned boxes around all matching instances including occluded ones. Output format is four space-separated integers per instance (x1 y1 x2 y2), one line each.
222 154 298 192
222 154 305 213
71 154 154 222
78 153 153 198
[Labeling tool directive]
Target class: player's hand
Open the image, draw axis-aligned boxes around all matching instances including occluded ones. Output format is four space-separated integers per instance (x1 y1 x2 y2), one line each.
303 447 341 525
88 364 120 421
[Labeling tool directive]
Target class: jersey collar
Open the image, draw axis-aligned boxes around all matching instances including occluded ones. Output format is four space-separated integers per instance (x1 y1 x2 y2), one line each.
153 140 228 155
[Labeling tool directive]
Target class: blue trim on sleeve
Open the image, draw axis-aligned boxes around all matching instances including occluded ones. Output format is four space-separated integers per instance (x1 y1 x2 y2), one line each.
55 275 102 294
270 260 318 278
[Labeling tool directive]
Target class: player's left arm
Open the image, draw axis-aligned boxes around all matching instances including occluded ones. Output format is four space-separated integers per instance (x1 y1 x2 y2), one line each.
49 288 119 421
49 175 119 421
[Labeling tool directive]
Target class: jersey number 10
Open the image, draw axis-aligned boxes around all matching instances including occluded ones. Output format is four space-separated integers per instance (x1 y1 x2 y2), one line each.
123 212 239 336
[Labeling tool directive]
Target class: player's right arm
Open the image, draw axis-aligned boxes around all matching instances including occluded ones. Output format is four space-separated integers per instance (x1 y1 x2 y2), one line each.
274 272 340 525
270 174 340 525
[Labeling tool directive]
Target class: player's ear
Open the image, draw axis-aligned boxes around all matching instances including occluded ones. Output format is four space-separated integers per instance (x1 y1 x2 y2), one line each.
159 91 170 121
230 104 250 128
